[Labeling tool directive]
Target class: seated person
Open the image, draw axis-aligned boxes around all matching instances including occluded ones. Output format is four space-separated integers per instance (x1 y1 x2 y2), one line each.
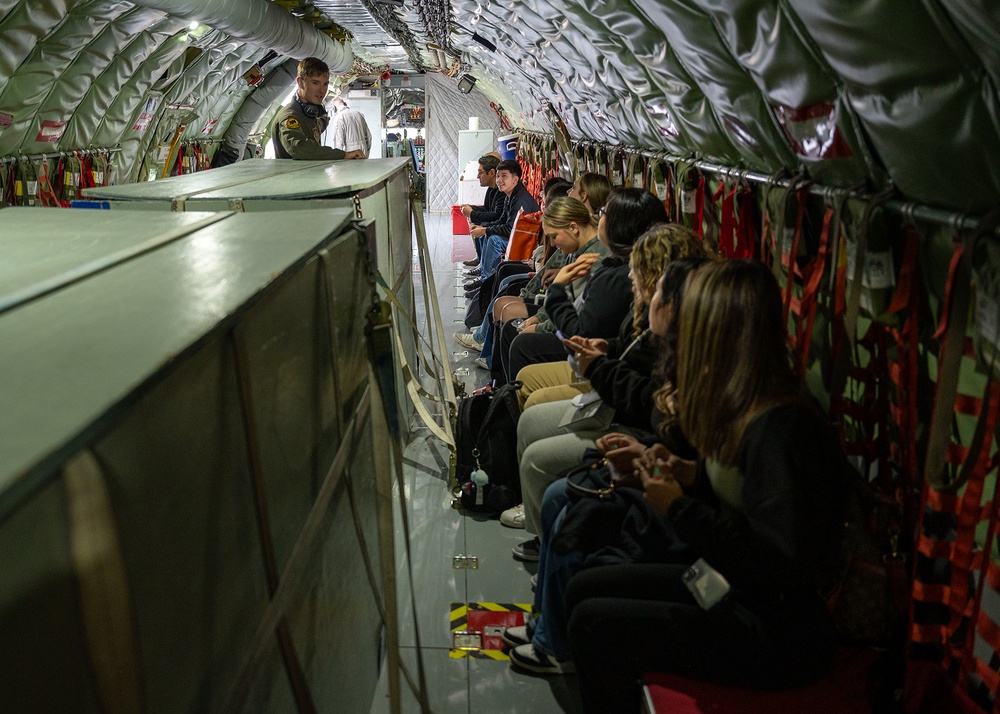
468 160 540 283
563 260 851 711
567 172 613 215
494 188 668 383
460 154 503 266
456 179 573 363
517 223 713 409
501 257 706 673
506 231 709 536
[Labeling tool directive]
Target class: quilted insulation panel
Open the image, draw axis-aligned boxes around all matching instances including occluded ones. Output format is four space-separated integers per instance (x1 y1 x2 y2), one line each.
450 0 1000 212
426 71 503 212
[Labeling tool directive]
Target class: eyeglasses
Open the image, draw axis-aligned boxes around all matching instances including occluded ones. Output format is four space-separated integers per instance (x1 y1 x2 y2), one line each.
597 207 606 218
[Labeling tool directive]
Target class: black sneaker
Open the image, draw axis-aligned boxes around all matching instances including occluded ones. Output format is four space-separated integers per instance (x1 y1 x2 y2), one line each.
465 267 482 277
512 536 540 562
462 258 480 267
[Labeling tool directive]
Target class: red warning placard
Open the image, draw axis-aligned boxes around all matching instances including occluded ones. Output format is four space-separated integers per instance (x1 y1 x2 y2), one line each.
36 119 66 142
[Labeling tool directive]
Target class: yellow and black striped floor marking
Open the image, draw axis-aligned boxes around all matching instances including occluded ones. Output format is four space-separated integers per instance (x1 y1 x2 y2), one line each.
449 602 533 660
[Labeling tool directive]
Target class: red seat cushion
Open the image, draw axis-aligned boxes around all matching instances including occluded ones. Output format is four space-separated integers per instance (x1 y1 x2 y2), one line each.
642 648 879 714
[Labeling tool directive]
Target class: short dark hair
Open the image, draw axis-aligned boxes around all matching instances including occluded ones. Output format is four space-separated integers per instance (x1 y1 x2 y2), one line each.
496 159 522 178
544 180 572 203
543 176 570 194
478 155 500 173
603 188 669 258
298 57 330 79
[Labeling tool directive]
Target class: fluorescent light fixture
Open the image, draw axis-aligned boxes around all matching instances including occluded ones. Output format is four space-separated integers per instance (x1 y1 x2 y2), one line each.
457 75 477 94
188 20 199 30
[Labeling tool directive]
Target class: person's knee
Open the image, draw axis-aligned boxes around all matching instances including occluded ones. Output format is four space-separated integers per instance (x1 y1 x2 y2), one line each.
524 385 577 410
493 296 513 322
519 439 551 481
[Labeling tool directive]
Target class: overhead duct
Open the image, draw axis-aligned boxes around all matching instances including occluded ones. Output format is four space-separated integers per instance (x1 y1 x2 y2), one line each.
213 57 299 167
127 0 353 72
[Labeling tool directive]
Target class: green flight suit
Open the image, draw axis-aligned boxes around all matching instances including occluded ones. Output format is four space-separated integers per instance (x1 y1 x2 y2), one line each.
271 99 346 160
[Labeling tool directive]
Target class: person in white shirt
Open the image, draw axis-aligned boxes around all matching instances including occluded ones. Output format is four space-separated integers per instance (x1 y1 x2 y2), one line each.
330 97 372 158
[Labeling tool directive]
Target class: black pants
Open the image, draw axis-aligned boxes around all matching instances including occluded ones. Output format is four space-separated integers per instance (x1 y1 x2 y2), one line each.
565 563 837 714
494 331 568 383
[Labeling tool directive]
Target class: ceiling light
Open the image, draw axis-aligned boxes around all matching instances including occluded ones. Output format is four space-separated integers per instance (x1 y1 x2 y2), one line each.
188 21 199 30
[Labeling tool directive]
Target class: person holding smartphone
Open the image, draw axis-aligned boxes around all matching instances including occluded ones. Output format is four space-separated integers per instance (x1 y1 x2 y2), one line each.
563 260 853 711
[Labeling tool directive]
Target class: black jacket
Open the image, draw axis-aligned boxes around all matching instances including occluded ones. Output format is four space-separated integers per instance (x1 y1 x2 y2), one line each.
668 401 851 596
483 181 539 241
583 313 659 430
469 186 504 225
542 256 633 340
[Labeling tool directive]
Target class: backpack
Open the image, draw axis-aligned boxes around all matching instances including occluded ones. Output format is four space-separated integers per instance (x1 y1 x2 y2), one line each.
505 209 542 261
454 381 522 514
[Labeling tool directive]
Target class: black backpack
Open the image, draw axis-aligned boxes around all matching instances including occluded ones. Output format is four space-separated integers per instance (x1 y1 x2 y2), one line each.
455 381 522 514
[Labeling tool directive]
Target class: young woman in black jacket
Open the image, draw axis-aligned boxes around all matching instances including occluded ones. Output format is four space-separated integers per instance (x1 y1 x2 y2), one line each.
564 259 852 712
497 188 668 382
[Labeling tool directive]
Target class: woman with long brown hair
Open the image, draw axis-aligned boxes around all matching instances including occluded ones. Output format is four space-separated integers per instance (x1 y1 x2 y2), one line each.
564 259 852 711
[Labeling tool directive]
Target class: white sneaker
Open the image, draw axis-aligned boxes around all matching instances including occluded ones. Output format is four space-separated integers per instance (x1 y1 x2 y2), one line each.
500 503 525 529
501 625 531 648
453 331 484 351
474 357 488 370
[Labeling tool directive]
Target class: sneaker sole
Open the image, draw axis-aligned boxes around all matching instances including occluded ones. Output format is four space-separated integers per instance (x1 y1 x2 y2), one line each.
511 545 539 562
454 336 484 351
508 648 575 675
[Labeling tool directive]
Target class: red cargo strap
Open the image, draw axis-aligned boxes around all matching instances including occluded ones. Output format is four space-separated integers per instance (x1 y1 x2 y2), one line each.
956 380 1000 685
735 185 756 259
933 242 966 341
793 202 833 374
35 159 63 207
693 172 705 239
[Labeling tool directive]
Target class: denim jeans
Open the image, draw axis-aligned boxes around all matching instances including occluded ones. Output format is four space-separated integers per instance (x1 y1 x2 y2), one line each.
479 234 507 281
473 272 528 363
530 478 579 660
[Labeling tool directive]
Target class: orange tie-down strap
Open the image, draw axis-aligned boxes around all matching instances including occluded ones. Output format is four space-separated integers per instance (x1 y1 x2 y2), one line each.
909 379 1000 666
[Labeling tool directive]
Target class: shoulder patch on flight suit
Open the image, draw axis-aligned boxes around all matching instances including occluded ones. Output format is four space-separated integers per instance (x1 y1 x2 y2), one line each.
284 117 300 130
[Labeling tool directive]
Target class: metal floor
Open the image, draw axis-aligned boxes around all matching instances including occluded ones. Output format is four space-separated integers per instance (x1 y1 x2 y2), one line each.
369 212 583 714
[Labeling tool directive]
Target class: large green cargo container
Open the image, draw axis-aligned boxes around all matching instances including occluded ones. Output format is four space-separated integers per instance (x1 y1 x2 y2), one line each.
0 207 391 713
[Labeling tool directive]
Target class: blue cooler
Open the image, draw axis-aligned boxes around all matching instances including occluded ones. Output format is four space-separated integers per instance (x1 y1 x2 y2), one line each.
497 133 519 160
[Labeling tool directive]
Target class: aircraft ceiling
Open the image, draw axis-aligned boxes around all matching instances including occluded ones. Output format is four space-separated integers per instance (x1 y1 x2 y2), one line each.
0 0 998 213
